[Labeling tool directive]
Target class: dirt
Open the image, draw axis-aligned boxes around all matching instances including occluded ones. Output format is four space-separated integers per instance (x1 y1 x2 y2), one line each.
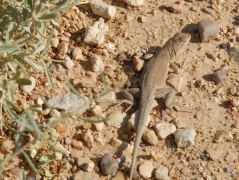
2 0 239 179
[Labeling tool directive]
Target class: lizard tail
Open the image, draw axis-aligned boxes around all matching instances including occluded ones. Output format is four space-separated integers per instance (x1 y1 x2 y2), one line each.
129 94 153 180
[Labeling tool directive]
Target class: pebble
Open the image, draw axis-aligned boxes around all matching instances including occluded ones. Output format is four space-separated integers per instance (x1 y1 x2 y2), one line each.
138 161 154 179
105 111 127 128
212 68 225 85
51 37 59 48
224 152 237 162
21 76 36 93
82 130 94 148
198 19 220 42
100 153 119 175
155 165 169 180
90 55 105 72
229 85 237 95
56 123 67 134
47 92 90 115
174 128 196 148
71 139 84 149
90 0 116 19
57 41 69 59
72 47 84 61
96 91 117 105
154 122 176 139
84 18 108 45
142 129 158 145
0 139 15 154
64 56 74 69
74 171 98 180
82 160 95 172
123 0 144 6
213 130 233 143
132 55 144 71
36 96 44 106
93 122 105 131
143 53 154 60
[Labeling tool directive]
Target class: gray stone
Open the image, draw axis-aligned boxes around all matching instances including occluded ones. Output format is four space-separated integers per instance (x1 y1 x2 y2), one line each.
212 68 225 85
100 153 119 175
174 128 196 148
74 171 98 180
198 19 219 42
154 122 176 139
84 18 108 45
90 0 116 19
138 161 154 179
47 92 89 115
155 165 169 180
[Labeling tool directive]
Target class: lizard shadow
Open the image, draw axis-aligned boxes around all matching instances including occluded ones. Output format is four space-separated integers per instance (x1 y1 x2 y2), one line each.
181 23 201 44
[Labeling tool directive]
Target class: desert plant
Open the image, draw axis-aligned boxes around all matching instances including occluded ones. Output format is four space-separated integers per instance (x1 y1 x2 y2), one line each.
0 0 81 176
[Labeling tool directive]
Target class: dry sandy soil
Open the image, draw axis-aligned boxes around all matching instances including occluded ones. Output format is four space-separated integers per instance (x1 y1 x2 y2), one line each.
2 0 239 179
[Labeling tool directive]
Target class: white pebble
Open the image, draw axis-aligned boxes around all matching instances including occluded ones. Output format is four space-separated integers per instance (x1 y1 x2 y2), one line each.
90 0 116 19
154 122 176 139
22 76 36 93
138 161 154 179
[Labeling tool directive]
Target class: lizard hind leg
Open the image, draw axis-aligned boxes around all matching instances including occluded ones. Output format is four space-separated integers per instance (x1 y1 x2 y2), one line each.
154 88 175 108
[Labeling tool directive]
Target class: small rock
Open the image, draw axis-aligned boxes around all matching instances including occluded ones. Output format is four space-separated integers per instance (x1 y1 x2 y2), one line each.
174 128 196 148
142 129 158 145
143 53 154 60
96 91 117 105
198 19 220 42
229 85 237 95
0 140 15 154
64 56 74 69
57 41 69 59
123 0 144 6
213 130 233 143
105 111 127 128
138 16 147 23
90 55 104 72
52 37 59 48
84 18 108 45
21 76 36 93
82 130 94 148
132 56 144 71
224 152 237 162
82 160 95 172
100 153 119 175
56 123 67 134
91 105 103 116
212 68 225 84
93 122 105 131
118 52 128 61
155 165 169 180
162 4 183 14
72 47 84 61
55 152 63 161
71 139 84 149
36 97 44 106
138 161 154 179
90 0 116 19
74 171 98 180
154 122 176 139
47 92 89 115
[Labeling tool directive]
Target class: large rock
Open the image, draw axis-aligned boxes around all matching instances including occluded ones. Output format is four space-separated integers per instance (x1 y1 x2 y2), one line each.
47 92 89 115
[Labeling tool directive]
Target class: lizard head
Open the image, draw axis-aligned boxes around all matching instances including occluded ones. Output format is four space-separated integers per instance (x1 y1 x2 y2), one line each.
173 32 191 46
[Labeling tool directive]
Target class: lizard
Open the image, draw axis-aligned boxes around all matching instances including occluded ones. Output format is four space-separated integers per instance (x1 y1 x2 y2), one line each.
129 32 191 180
